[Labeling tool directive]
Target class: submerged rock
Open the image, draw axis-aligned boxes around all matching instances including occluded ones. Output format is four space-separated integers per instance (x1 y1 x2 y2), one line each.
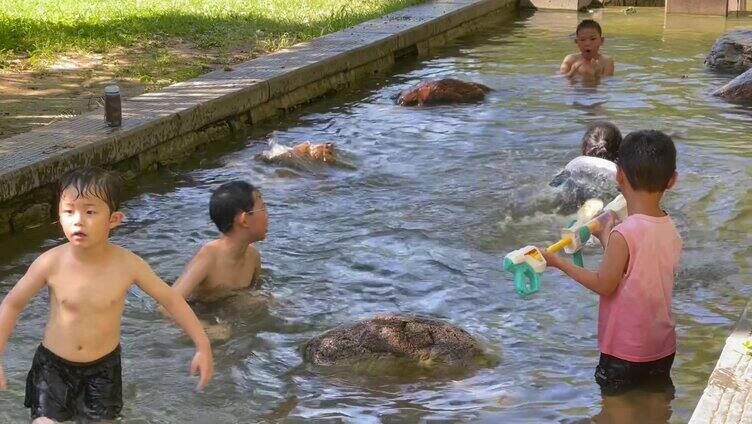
713 68 752 103
396 79 491 106
705 30 752 74
302 314 486 367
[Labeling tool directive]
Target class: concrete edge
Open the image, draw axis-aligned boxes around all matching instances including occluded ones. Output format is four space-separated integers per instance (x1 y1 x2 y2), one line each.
689 301 752 423
0 0 517 234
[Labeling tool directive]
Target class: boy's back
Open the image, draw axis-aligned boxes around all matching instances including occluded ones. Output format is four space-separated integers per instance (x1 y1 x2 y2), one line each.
182 239 262 303
599 214 682 362
542 129 681 395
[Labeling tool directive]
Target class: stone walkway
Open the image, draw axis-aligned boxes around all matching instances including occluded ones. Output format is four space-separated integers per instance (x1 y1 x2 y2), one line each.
689 301 752 423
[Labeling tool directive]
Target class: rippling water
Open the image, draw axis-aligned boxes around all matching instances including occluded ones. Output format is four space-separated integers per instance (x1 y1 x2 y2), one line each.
1 8 751 423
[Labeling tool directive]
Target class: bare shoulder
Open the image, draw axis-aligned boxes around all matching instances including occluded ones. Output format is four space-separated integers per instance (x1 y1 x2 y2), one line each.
202 239 222 253
31 244 65 272
562 53 580 64
196 240 221 262
560 53 581 73
111 244 151 273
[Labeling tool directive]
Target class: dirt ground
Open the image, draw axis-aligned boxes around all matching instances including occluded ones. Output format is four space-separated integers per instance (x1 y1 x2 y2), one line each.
0 42 259 141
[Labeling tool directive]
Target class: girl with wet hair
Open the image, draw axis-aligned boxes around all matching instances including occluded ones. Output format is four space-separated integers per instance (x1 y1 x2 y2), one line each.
581 121 623 162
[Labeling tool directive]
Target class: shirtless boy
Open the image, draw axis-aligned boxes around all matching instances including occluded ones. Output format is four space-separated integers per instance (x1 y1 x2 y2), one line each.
172 181 267 303
0 166 212 423
560 19 615 80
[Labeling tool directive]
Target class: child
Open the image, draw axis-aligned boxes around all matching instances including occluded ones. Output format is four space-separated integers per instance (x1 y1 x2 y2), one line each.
542 130 682 395
560 19 615 80
0 167 213 422
171 181 267 303
550 121 623 211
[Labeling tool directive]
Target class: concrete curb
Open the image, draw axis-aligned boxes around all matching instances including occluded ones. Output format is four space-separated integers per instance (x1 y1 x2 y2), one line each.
689 301 752 423
0 0 517 235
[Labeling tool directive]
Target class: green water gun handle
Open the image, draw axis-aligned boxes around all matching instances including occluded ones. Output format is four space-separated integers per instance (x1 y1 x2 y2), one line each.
572 251 584 267
502 255 542 296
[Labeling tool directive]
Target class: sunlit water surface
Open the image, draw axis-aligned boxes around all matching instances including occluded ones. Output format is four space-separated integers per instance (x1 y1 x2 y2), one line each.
1 8 751 423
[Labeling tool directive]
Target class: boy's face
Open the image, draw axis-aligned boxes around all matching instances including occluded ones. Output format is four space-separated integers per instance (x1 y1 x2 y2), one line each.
241 191 268 241
575 28 604 60
59 187 123 248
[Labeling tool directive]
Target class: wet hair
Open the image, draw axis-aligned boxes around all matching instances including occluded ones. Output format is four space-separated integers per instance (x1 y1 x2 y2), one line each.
581 121 622 161
617 130 677 193
58 166 124 213
576 19 603 36
209 181 258 233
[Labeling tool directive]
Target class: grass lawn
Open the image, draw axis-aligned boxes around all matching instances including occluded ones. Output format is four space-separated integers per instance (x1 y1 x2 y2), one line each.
0 0 424 139
0 0 424 82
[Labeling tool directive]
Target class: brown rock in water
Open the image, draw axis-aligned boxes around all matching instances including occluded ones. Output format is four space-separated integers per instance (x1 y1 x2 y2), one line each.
705 30 752 74
302 314 485 366
396 78 492 106
713 68 752 103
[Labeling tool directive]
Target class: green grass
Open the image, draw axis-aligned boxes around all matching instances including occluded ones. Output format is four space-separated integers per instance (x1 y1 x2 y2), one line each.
0 0 424 83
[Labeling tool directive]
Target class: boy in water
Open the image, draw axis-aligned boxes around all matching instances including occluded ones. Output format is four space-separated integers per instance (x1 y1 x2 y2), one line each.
560 19 615 80
0 167 213 423
543 130 682 395
171 181 267 303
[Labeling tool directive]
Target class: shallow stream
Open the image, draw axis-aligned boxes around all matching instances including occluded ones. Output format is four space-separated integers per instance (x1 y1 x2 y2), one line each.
1 8 751 423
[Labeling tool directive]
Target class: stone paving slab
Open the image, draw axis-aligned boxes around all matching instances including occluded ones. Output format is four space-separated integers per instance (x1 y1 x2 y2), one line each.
689 301 752 423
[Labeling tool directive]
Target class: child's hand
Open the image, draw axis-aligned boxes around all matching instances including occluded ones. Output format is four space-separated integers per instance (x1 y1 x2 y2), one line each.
541 249 563 270
190 347 213 390
593 211 619 248
0 363 6 390
565 60 585 77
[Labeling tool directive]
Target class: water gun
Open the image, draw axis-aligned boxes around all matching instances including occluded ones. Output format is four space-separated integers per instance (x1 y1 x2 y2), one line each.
503 195 627 296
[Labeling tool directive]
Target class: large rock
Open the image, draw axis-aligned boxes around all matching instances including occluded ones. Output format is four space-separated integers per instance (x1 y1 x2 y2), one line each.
396 79 491 106
550 156 619 214
302 314 486 366
706 30 752 74
713 68 752 103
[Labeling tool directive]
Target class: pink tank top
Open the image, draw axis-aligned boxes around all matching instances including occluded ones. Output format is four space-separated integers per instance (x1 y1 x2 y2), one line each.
598 214 682 362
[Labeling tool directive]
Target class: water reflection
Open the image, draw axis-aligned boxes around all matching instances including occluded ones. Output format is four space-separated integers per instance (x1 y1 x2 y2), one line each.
593 389 675 424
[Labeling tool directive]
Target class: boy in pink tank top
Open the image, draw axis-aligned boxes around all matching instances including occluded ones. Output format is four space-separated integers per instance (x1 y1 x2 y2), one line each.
542 130 682 396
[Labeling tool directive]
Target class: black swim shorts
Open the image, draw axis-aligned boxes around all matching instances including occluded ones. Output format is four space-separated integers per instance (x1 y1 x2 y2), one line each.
24 344 123 422
595 352 675 396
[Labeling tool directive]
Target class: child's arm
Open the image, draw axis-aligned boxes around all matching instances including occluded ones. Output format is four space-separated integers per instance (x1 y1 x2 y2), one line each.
541 231 629 296
602 57 615 76
0 253 51 389
560 54 576 74
171 246 213 300
131 255 213 390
